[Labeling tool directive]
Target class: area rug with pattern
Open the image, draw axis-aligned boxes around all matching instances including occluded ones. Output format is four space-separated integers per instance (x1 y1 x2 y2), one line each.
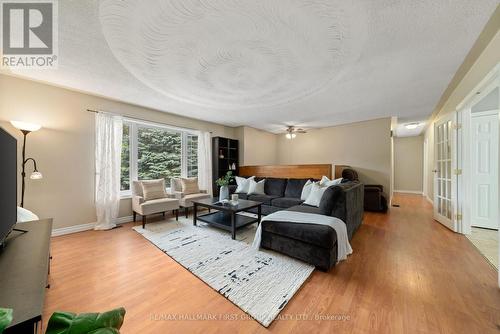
133 217 314 327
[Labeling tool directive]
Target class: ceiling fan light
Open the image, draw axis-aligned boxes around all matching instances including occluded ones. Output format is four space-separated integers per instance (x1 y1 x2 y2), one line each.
286 133 292 139
291 133 296 139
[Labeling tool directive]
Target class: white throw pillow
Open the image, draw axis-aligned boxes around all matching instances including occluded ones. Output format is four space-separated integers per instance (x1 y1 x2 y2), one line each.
304 183 328 207
141 179 167 201
248 179 265 195
180 177 199 195
300 180 315 200
17 207 39 223
319 176 343 187
235 176 255 193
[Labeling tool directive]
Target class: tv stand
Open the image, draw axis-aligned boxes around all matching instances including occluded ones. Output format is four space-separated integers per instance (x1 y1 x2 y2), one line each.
0 219 52 333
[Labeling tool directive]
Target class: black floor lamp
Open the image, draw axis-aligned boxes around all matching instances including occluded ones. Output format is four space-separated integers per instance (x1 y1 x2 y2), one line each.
10 121 43 208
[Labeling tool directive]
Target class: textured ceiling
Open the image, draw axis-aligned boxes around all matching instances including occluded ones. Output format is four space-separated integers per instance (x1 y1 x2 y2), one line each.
100 0 366 109
2 0 498 135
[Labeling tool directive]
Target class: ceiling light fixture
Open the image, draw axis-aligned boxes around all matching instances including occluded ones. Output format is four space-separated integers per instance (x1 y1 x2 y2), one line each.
405 122 420 130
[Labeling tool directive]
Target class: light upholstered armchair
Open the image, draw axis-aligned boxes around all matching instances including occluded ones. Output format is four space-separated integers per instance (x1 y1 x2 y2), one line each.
170 177 211 218
132 180 180 228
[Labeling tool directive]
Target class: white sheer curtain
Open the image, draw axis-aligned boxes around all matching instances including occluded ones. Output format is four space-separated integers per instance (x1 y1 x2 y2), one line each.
197 131 213 195
94 112 123 230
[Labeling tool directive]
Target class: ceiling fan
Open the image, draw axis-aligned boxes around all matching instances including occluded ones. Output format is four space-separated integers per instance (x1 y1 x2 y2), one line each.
285 126 306 139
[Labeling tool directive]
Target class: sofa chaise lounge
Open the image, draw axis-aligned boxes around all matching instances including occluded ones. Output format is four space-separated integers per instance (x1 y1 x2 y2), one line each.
262 181 364 271
230 169 364 271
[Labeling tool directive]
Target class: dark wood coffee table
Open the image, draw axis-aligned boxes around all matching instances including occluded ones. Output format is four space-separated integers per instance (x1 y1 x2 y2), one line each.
192 198 262 239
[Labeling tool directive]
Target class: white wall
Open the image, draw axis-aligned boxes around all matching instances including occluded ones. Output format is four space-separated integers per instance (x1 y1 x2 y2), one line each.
472 87 499 113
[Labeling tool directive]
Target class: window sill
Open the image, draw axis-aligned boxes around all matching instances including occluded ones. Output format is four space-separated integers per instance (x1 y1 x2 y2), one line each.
120 190 132 199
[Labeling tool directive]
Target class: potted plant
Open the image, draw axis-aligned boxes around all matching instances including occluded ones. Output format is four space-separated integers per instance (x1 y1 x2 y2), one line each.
215 171 233 201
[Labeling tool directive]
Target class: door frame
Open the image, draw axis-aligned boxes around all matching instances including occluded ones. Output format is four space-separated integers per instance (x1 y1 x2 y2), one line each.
456 64 500 235
455 63 499 287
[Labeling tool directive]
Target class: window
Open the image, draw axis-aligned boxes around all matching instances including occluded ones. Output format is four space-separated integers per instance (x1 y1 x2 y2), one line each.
138 127 182 185
120 120 198 195
187 134 198 178
120 124 130 191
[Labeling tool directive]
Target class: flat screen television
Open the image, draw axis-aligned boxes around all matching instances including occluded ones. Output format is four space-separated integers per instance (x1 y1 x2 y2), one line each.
0 127 17 245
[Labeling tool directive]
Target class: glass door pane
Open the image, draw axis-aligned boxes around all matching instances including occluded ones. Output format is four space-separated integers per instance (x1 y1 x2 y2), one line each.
436 122 453 218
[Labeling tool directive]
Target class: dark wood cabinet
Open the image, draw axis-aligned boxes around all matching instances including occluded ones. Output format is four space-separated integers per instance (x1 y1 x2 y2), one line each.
212 137 239 196
1 219 52 333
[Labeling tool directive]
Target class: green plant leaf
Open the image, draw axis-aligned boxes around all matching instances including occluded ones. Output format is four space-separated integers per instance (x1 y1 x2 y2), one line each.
46 307 126 334
0 308 13 333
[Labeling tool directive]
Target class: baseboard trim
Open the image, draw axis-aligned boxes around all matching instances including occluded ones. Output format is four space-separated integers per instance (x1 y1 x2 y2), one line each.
51 215 134 237
115 215 134 225
394 190 423 195
425 195 433 204
51 223 95 237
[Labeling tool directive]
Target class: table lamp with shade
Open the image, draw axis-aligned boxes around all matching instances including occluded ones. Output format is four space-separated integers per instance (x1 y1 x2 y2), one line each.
10 120 43 208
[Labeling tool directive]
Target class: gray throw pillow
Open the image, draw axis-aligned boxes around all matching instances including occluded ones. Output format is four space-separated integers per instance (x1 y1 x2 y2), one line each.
318 186 341 216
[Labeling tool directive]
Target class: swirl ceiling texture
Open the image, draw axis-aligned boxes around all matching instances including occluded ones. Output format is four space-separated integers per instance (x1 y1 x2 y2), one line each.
2 1 497 132
99 0 363 109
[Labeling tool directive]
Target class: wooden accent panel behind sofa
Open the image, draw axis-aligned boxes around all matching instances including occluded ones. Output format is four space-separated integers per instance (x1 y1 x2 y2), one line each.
239 164 332 179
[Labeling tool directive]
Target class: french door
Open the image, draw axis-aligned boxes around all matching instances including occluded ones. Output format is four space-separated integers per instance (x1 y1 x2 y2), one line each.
433 113 457 231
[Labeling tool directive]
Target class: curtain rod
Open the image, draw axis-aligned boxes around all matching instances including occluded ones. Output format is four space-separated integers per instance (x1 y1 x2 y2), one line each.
86 108 212 134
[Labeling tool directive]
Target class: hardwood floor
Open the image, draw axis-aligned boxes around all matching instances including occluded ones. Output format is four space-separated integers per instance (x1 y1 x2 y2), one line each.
43 194 500 333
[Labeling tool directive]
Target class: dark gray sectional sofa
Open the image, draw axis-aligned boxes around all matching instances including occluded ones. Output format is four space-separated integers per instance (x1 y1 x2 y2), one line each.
230 174 364 271
233 177 308 215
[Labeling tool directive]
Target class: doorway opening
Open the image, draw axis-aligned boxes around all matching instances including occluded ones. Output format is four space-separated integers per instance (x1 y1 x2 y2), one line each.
456 64 499 279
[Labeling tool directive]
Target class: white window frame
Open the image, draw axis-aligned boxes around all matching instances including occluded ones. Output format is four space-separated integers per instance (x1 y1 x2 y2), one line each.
120 118 199 198
185 133 199 178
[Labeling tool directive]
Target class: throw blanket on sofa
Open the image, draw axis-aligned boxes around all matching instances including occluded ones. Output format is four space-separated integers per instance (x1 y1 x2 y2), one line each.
252 211 353 262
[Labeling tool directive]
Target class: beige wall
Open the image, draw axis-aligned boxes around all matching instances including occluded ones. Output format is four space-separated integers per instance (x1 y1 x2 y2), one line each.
0 74 235 229
276 118 392 196
0 75 393 230
235 126 278 166
423 27 500 201
394 136 423 193
236 119 393 197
